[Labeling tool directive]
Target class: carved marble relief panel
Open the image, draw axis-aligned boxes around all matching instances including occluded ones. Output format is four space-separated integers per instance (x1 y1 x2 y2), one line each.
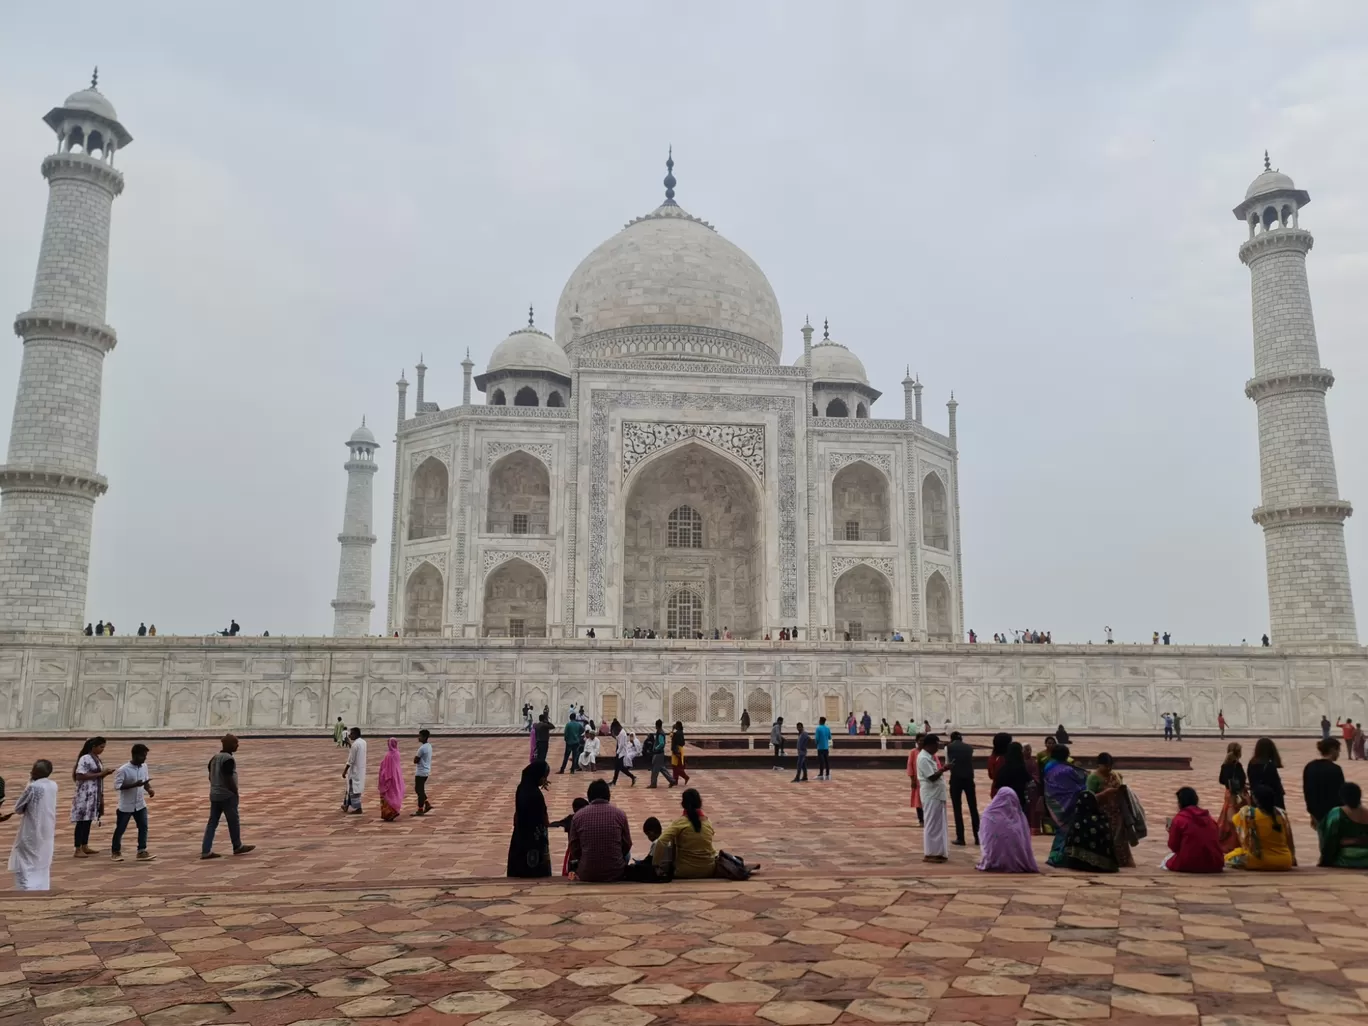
622 422 765 480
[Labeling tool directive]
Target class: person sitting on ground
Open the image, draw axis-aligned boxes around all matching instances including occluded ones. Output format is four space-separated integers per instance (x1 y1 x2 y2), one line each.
656 788 721 879
1304 738 1345 829
975 785 1038 873
1054 724 1070 745
892 721 904 735
626 816 664 881
1056 790 1119 872
1317 782 1368 869
556 798 590 878
567 780 631 883
1162 787 1223 873
1227 784 1296 871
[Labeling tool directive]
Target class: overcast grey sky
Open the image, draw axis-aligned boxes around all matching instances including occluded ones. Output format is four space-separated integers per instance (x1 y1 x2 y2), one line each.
2 2 1367 642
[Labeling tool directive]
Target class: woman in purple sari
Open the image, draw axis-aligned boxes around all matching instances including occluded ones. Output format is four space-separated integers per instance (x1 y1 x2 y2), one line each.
1043 745 1088 867
976 787 1039 872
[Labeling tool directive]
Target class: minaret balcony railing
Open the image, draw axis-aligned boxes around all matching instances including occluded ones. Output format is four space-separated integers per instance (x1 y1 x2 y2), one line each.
1244 369 1334 401
0 465 108 499
1252 500 1353 528
14 311 118 353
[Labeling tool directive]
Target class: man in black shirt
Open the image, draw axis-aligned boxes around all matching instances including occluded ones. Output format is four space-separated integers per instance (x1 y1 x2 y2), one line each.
945 731 979 846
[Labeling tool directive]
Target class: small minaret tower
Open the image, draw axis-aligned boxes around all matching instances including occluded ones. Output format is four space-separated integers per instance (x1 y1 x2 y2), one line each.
902 367 915 423
0 71 132 632
1235 155 1356 646
461 349 474 406
332 419 379 636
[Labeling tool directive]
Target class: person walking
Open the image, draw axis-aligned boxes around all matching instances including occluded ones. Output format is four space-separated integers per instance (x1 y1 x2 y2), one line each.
6 760 58 890
1162 712 1173 741
378 738 405 821
946 731 980 846
1321 715 1332 742
793 722 810 782
110 743 156 862
815 715 833 780
860 710 872 735
611 729 638 787
648 720 676 788
333 717 346 746
770 717 786 768
558 715 585 775
671 722 691 785
740 709 751 733
342 727 367 813
918 734 950 862
137 622 147 637
534 713 552 764
1218 709 1227 740
1173 712 1184 741
201 735 254 858
70 737 112 858
413 729 433 815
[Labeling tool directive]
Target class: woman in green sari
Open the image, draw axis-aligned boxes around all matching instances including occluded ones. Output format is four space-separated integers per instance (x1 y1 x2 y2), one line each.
1317 782 1368 870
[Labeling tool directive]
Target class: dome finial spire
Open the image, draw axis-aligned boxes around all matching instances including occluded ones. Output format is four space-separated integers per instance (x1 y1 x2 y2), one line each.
528 303 535 327
91 66 98 89
663 145 676 203
1264 149 1271 172
823 318 830 341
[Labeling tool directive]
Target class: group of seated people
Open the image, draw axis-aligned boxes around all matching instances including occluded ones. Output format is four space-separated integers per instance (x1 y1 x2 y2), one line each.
507 761 754 882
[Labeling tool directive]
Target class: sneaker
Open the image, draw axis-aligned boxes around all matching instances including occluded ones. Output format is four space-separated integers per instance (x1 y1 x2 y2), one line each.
73 850 88 858
110 852 124 862
137 851 157 862
233 845 255 855
199 852 222 859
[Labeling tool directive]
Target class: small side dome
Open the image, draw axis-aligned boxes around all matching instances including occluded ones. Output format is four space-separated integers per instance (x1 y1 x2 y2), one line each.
487 325 572 379
349 420 376 445
63 86 118 122
1245 168 1295 200
797 337 869 387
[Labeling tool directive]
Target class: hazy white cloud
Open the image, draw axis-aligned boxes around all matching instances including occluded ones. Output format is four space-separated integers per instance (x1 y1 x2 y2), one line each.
1 1 1367 642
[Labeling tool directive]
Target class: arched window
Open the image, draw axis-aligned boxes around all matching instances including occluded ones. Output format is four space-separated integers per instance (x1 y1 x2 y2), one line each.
487 451 550 535
812 403 819 416
67 126 85 153
667 505 703 548
547 391 564 408
825 397 849 417
832 461 890 541
922 472 948 550
408 457 449 540
490 389 506 406
404 562 444 636
855 402 868 419
87 130 105 158
668 589 703 638
926 570 952 640
514 386 539 407
1262 206 1279 231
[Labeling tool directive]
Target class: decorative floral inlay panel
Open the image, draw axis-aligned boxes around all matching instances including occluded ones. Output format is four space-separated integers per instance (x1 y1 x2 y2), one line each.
405 552 447 579
923 561 952 583
622 422 765 480
410 444 453 472
828 451 892 478
482 549 553 579
831 555 895 581
487 440 553 469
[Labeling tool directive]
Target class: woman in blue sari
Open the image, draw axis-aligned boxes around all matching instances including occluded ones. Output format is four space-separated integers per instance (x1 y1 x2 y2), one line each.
1043 745 1088 867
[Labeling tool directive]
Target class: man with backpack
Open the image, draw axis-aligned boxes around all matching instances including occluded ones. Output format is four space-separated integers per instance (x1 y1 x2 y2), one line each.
647 719 676 788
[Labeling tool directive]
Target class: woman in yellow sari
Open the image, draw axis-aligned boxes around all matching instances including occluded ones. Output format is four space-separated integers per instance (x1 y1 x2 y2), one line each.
1085 752 1134 868
1226 785 1295 871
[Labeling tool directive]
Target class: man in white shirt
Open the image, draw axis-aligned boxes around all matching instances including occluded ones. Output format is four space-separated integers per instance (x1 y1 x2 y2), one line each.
342 728 367 814
413 729 433 816
916 734 949 863
111 743 156 862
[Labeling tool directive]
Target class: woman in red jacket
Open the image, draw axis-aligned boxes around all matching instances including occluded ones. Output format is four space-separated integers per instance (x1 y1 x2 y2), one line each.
1161 787 1224 873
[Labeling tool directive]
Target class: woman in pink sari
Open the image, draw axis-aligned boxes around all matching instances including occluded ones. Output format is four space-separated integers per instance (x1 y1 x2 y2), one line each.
976 787 1039 873
378 738 406 821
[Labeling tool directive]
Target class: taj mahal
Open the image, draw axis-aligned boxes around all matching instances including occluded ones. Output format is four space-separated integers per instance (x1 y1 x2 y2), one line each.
0 76 1366 734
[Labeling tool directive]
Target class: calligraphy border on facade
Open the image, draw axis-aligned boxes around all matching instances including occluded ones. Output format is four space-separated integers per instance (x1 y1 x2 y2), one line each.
405 552 447 580
831 555 895 581
487 440 554 471
588 390 798 619
827 451 893 478
482 549 554 580
409 444 454 472
621 422 766 481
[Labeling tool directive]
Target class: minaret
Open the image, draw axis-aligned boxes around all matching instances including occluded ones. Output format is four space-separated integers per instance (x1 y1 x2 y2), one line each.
332 419 379 636
385 372 408 634
902 366 915 423
1235 155 1356 646
0 72 132 632
461 348 474 406
913 377 923 424
415 355 427 410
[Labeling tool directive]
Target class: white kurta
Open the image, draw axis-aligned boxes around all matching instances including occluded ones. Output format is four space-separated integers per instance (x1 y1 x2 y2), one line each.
9 779 58 891
917 750 949 858
346 738 368 794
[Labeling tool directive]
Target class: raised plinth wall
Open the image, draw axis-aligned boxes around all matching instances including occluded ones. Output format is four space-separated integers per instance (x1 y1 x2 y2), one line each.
0 636 1364 734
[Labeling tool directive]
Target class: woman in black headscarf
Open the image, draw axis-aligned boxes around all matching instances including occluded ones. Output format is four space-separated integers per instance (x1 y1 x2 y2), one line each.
507 760 552 878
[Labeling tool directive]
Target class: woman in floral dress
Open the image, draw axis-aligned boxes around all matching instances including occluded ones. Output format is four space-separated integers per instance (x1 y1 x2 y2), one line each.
70 737 112 858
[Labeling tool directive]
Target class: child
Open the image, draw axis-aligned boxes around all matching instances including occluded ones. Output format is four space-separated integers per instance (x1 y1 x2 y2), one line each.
413 729 433 815
555 797 590 877
626 816 663 881
5 760 58 890
111 743 157 862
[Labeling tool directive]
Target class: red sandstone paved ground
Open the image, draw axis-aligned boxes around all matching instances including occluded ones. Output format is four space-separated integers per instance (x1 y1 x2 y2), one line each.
0 735 1365 1025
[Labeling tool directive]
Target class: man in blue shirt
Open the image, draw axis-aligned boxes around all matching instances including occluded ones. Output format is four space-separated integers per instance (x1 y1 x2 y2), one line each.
814 716 833 781
792 722 810 782
559 716 585 774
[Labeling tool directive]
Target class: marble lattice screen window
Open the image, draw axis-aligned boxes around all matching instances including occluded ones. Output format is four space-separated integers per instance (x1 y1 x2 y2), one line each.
667 505 703 548
848 621 865 641
668 588 703 637
512 513 528 535
845 520 860 541
509 618 526 638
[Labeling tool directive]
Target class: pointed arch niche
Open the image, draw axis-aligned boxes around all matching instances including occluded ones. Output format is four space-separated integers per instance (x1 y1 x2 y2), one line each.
832 460 890 542
483 557 548 638
409 457 449 540
921 471 948 550
926 570 952 640
487 450 550 535
405 561 444 636
834 564 892 640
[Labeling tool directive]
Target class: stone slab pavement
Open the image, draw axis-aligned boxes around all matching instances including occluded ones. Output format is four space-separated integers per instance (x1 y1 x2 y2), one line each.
0 735 1364 1024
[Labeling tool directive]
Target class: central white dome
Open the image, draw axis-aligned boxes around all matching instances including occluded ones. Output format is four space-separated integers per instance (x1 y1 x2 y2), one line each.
554 194 783 363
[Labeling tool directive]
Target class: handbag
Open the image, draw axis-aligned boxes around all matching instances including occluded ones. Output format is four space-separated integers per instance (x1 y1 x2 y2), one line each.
714 850 752 881
1126 787 1149 841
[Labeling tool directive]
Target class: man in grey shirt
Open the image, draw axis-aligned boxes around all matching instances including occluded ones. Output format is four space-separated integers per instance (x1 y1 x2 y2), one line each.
201 734 254 859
